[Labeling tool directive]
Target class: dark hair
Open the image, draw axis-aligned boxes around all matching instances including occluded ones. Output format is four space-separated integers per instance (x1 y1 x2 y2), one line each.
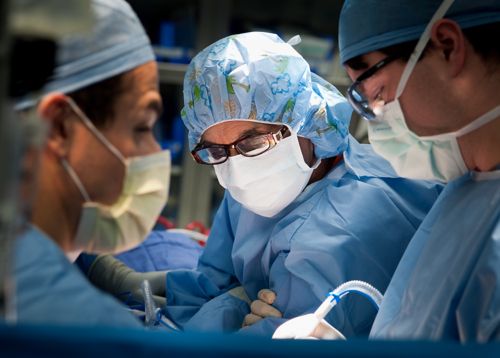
67 72 127 128
463 22 500 69
346 21 500 71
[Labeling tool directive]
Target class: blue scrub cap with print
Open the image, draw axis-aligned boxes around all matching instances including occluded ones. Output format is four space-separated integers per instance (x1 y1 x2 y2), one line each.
339 0 500 64
181 32 352 159
17 0 155 109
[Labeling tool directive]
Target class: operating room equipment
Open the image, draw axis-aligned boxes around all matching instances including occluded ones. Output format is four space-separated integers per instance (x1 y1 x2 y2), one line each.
272 280 383 340
141 279 180 331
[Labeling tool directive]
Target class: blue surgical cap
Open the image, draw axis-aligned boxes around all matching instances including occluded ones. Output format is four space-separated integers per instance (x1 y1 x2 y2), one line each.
17 0 154 108
339 0 500 64
181 32 352 159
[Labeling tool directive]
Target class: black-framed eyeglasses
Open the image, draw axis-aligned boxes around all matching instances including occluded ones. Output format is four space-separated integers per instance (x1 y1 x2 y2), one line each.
191 125 289 165
347 54 400 121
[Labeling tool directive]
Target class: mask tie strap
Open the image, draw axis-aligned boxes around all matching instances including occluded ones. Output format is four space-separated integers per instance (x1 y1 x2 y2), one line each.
64 97 126 163
395 0 456 99
454 105 500 137
419 105 500 141
61 159 91 202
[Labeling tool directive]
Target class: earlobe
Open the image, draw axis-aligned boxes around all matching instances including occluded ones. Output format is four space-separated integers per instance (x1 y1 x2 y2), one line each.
37 93 74 158
431 19 466 77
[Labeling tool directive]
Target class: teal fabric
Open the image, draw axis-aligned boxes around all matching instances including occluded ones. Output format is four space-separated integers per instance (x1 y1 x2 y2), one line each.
1 323 498 358
339 0 500 63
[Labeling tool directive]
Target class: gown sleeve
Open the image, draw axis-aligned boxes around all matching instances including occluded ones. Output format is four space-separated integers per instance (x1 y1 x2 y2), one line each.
164 193 250 329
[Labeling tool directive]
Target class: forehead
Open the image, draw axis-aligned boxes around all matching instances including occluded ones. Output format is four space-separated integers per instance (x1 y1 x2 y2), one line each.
201 120 282 144
121 61 159 96
112 61 161 115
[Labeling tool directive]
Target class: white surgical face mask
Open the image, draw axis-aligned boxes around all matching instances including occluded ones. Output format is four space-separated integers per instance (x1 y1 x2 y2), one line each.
367 0 500 182
62 98 171 254
214 132 319 217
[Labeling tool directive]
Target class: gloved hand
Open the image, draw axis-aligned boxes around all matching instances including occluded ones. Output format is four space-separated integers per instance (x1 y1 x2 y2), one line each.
242 288 282 327
87 254 167 307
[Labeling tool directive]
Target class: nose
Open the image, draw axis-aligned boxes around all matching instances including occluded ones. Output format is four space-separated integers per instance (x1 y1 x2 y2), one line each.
227 144 239 157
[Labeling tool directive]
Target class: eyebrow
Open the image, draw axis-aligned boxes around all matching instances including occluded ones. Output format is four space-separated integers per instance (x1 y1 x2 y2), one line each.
239 127 267 138
199 127 271 147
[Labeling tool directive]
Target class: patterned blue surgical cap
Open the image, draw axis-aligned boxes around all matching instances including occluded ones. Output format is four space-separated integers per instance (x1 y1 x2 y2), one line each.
181 32 352 159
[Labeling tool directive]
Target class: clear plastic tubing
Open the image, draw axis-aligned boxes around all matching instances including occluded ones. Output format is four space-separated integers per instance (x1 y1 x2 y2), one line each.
314 280 383 321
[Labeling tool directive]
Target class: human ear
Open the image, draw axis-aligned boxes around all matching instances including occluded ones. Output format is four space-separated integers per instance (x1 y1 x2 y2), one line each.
430 19 466 78
37 93 76 159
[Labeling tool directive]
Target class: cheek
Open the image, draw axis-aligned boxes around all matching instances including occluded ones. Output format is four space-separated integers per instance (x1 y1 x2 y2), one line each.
399 74 444 136
103 122 161 158
69 130 126 205
133 133 161 155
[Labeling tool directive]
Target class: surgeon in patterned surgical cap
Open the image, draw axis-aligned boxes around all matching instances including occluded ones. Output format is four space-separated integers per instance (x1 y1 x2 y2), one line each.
148 31 442 337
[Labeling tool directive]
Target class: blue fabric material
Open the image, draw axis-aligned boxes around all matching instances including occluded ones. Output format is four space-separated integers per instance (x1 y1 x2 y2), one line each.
1 323 497 358
181 32 352 159
115 230 204 272
16 0 155 109
13 225 143 328
164 137 443 336
339 0 500 63
370 170 500 342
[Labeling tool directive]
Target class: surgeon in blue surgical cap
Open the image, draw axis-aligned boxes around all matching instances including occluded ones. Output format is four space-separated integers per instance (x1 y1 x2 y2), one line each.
106 31 440 337
339 0 500 342
12 0 170 327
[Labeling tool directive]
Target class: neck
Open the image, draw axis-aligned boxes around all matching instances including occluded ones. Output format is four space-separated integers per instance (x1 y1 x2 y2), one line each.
455 57 500 171
32 152 82 252
458 113 500 172
308 155 342 184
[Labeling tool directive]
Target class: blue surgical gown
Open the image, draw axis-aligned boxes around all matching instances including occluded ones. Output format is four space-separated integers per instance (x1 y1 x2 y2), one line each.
164 137 443 337
13 225 143 328
370 169 500 342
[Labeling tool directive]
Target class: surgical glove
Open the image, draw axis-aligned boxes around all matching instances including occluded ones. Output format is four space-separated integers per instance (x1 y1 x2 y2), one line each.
272 314 345 340
242 288 282 327
87 254 167 307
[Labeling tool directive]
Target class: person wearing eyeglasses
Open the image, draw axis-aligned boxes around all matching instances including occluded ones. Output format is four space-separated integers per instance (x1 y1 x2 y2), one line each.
147 31 444 337
85 31 442 336
338 0 500 341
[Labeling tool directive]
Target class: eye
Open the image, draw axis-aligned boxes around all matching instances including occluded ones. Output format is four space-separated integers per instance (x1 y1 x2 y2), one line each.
237 135 271 156
369 86 384 104
135 126 153 133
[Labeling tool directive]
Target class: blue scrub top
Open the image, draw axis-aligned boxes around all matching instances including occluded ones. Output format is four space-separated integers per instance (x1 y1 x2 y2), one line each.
164 137 443 337
370 169 500 342
13 225 143 328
